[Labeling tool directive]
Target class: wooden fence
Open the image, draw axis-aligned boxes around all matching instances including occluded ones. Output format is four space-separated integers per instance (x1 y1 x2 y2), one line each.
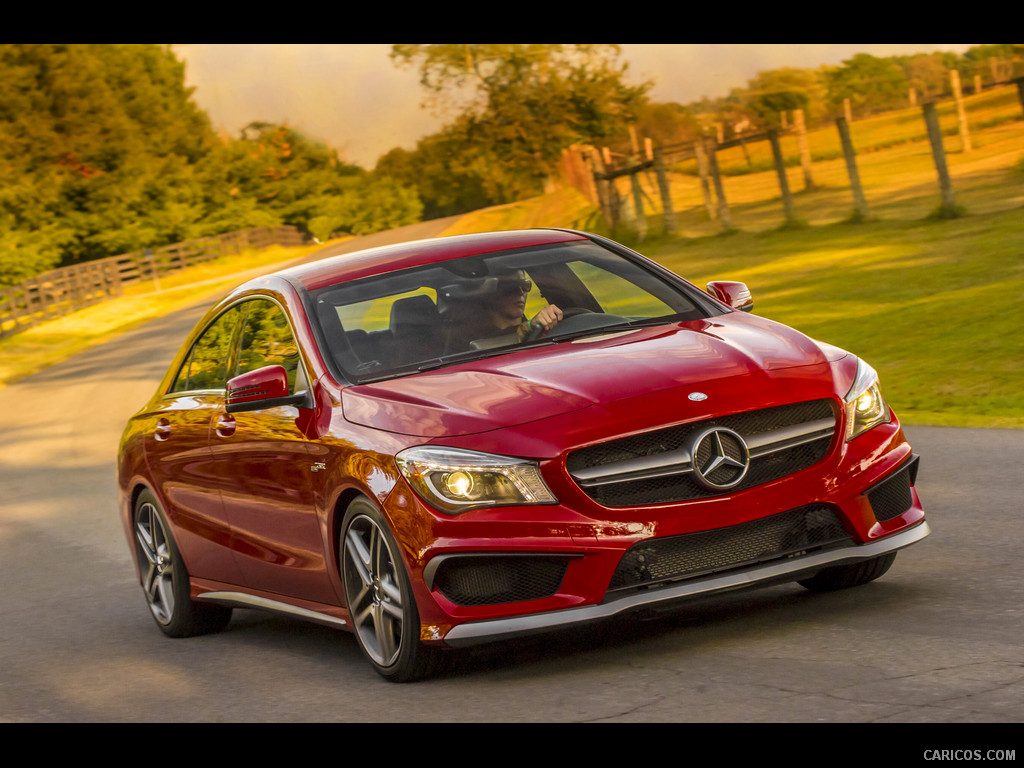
563 76 1024 238
0 225 308 339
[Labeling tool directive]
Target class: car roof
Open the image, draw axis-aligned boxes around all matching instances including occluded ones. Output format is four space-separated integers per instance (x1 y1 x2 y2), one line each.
275 228 591 291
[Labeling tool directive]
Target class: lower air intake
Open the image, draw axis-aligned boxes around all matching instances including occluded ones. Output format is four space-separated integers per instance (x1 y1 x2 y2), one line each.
433 555 570 607
607 504 853 592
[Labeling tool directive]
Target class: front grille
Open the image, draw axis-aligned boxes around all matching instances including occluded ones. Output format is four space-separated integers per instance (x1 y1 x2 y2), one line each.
568 399 837 507
432 555 570 606
607 504 852 592
867 456 918 522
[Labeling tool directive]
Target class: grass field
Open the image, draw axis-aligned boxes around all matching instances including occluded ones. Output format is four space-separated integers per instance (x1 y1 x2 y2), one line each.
445 89 1024 429
2 88 1022 429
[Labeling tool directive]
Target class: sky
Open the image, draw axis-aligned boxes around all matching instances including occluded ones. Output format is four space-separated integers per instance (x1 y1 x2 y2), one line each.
173 44 976 169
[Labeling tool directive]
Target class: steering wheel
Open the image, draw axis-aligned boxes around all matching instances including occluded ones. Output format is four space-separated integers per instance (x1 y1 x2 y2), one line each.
523 307 594 343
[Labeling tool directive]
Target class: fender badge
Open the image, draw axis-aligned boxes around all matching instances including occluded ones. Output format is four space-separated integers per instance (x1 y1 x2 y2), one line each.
688 392 708 401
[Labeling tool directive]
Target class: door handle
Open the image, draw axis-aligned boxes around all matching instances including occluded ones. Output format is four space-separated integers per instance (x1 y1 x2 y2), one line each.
215 413 236 437
154 418 171 441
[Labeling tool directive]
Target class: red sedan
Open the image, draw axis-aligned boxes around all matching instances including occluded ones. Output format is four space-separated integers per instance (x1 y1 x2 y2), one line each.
117 229 928 681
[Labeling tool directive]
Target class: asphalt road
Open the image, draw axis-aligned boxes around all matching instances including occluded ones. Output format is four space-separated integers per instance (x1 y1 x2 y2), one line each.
2 221 1022 724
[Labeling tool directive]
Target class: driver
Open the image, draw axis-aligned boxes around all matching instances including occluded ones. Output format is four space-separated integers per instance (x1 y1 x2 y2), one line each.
442 270 562 353
492 272 563 340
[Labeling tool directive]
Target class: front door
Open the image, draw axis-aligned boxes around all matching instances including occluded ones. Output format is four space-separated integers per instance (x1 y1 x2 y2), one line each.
208 298 337 605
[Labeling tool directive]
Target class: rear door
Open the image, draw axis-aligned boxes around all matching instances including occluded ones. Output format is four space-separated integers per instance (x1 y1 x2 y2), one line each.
142 305 246 585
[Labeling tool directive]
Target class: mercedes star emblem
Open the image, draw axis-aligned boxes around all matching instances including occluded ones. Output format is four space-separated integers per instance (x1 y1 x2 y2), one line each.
690 426 750 490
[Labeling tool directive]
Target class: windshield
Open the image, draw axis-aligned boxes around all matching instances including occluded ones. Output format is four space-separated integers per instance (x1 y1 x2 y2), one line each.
311 240 717 383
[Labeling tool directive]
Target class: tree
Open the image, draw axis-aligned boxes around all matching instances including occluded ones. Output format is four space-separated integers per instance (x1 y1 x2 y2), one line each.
900 53 953 101
744 66 830 125
375 139 492 220
390 44 650 205
0 45 426 285
961 44 1024 84
0 44 217 270
204 122 421 238
825 54 909 115
306 178 423 241
631 101 701 147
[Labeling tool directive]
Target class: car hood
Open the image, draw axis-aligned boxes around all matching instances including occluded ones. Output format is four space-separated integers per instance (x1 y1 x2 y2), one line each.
341 312 846 438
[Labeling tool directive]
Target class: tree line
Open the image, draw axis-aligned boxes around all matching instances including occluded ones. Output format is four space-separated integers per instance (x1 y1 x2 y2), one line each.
372 44 1024 216
2 43 1021 287
604 45 1024 156
0 44 422 286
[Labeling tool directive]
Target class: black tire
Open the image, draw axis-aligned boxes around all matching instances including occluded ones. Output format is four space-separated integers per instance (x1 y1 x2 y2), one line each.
797 552 898 593
132 489 232 637
339 497 445 682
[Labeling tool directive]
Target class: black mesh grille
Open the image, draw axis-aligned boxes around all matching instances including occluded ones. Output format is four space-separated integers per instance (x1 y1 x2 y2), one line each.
433 555 570 607
567 399 837 507
607 504 852 592
867 461 915 522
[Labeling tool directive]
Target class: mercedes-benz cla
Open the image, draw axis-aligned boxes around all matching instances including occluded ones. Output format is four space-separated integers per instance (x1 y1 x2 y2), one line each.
117 229 928 681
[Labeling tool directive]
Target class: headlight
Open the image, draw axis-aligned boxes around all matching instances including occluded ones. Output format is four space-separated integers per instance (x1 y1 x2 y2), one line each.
395 446 558 514
844 359 891 441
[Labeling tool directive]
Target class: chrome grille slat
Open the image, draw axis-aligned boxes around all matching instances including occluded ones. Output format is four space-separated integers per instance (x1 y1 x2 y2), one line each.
566 399 837 507
571 446 694 487
746 417 836 457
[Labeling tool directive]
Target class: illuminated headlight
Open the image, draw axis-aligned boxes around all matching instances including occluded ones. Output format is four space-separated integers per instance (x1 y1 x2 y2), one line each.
844 359 891 441
395 446 558 514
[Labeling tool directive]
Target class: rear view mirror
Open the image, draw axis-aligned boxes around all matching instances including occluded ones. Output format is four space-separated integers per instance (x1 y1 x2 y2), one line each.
706 281 754 312
226 365 308 413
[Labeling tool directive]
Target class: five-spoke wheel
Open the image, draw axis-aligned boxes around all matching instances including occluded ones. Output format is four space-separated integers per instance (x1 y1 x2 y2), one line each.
132 490 232 637
340 497 445 681
135 495 177 626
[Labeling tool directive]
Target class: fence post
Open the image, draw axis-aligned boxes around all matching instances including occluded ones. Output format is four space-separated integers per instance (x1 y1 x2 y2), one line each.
145 248 161 292
588 148 619 231
1014 77 1024 115
767 128 798 226
652 148 676 234
922 102 959 217
950 69 972 152
836 116 869 221
705 137 733 231
630 171 647 240
693 140 717 220
793 109 816 191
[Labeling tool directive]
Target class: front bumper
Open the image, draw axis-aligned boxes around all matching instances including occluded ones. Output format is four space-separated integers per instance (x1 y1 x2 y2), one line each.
441 519 929 647
392 417 927 648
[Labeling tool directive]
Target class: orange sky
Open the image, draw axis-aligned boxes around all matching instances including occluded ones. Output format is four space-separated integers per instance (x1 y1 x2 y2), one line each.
173 44 975 169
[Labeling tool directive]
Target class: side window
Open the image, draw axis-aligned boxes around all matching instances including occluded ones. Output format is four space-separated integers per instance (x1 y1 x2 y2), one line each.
234 299 303 393
567 261 677 318
169 306 242 393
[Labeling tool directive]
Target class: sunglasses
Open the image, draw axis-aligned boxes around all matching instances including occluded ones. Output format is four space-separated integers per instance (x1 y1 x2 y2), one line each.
496 278 532 294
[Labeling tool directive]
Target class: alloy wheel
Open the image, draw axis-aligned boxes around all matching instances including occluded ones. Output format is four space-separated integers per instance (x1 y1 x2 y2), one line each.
342 513 406 667
135 500 176 625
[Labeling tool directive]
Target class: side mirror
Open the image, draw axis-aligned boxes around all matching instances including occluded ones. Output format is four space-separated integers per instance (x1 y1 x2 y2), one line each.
706 281 754 312
226 365 308 413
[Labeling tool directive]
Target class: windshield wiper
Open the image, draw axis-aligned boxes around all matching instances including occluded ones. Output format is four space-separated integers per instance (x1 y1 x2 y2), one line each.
415 342 556 372
543 316 680 344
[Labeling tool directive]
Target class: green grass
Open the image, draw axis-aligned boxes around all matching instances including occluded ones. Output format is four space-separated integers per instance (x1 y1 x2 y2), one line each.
443 103 1024 429
453 201 1024 428
642 212 1024 428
